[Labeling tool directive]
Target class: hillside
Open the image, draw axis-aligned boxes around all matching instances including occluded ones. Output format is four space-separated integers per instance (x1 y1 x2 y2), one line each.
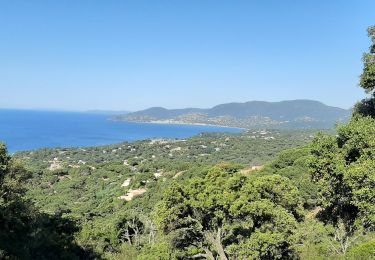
114 100 351 129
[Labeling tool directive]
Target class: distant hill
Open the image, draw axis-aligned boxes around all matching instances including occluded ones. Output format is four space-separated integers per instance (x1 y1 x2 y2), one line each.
114 100 351 129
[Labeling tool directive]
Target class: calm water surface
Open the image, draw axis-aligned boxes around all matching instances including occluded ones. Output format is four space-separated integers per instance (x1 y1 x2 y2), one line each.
0 109 242 153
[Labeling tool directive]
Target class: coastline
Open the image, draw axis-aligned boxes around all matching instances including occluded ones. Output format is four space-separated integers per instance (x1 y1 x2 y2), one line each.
114 119 247 131
2 110 244 153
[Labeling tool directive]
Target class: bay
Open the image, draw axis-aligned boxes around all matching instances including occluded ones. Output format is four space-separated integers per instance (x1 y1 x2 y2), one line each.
0 109 242 153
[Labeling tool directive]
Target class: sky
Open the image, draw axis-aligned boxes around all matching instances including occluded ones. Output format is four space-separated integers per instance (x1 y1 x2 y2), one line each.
1 1 375 111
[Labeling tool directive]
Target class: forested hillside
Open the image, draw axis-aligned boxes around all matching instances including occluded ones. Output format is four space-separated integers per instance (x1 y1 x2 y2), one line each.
115 100 350 129
0 26 374 259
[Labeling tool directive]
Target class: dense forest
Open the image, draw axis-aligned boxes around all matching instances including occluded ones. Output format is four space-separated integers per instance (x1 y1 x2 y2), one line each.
1 26 375 259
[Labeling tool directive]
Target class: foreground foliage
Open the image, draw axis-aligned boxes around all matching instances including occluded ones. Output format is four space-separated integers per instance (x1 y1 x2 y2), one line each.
0 144 96 259
155 164 302 259
1 26 375 259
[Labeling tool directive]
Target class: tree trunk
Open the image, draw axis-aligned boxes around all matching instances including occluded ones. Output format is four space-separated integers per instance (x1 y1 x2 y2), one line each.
214 228 228 260
203 247 215 260
124 229 132 245
204 229 228 260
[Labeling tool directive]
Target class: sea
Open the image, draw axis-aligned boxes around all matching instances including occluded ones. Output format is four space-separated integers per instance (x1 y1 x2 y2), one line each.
0 109 242 153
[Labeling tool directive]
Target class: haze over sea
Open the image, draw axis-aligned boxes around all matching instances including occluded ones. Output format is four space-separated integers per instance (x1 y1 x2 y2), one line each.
0 109 242 153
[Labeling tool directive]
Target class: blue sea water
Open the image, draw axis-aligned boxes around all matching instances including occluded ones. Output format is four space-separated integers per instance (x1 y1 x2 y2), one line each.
0 109 242 153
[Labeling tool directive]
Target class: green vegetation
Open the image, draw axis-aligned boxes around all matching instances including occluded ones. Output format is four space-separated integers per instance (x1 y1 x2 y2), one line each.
354 26 375 118
1 26 375 259
155 166 303 259
14 130 313 220
115 100 350 129
0 144 97 259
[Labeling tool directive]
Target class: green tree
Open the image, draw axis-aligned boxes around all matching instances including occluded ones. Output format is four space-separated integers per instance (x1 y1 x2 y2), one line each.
354 26 375 117
309 117 375 229
0 143 94 259
0 144 10 183
154 163 303 259
266 147 319 208
360 26 375 94
305 25 375 259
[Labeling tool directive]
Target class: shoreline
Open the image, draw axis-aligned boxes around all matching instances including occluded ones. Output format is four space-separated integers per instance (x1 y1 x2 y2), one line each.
114 119 247 131
7 118 245 154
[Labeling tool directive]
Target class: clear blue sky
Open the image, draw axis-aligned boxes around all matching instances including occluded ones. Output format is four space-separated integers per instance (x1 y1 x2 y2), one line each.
1 1 374 111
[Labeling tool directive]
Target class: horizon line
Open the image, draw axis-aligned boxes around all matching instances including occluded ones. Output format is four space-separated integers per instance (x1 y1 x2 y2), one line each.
0 98 353 113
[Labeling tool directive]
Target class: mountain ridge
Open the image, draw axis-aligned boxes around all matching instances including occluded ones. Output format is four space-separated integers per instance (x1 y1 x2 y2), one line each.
114 100 351 129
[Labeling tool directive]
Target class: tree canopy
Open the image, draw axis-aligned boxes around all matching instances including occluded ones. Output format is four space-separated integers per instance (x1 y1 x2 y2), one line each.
0 143 96 259
354 26 375 118
155 164 303 259
310 117 375 229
